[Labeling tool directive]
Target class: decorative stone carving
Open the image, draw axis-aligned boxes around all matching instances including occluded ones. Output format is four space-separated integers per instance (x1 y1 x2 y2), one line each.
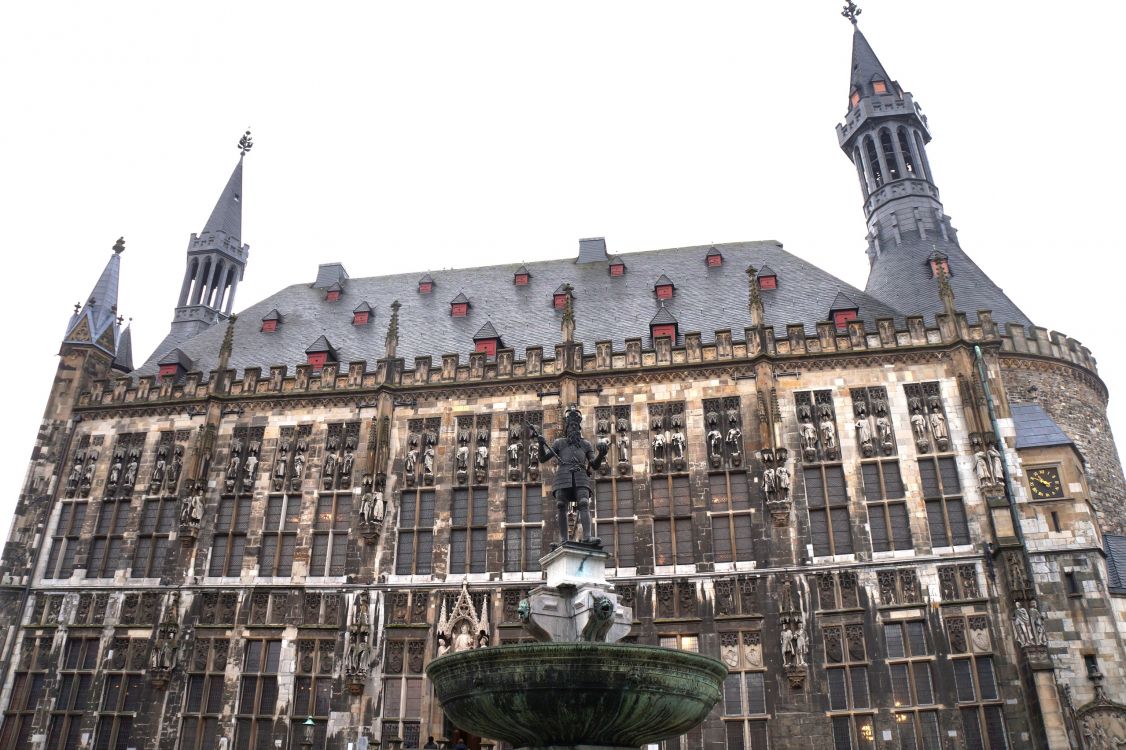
743 631 762 668
779 578 808 688
436 582 490 656
757 448 791 527
358 474 385 542
179 480 206 544
531 405 607 545
518 544 633 644
1013 599 1047 650
149 593 181 688
720 632 739 667
614 407 631 476
344 592 372 694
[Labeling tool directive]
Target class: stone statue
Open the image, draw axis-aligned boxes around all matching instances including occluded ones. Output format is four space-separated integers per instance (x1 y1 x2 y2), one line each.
781 626 794 666
911 412 928 440
670 431 686 460
793 625 807 667
507 442 521 468
800 421 817 451
475 445 489 472
875 415 892 442
974 449 992 487
124 452 139 486
323 451 337 482
341 450 354 480
243 453 258 489
988 446 1004 485
652 432 666 461
533 405 608 545
436 632 450 657
405 449 418 475
292 449 306 489
726 427 742 464
820 417 837 451
1013 601 1033 647
226 452 241 479
109 451 124 485
180 484 205 528
707 430 723 463
67 454 83 494
169 446 184 486
776 466 791 495
1028 600 1047 646
274 445 288 488
423 446 435 475
762 468 776 494
151 449 167 491
856 417 872 450
456 445 469 471
453 623 475 653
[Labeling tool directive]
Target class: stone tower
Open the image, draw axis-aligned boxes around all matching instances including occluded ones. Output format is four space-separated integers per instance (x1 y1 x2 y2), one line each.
836 16 1030 329
155 134 252 358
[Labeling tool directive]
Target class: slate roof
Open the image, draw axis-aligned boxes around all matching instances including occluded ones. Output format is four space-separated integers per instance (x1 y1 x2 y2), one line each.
473 321 500 340
1011 403 1074 450
650 305 678 326
305 335 336 356
829 291 858 312
864 236 1032 330
757 264 777 278
111 324 133 374
1107 535 1126 594
353 301 373 314
450 292 469 305
158 348 192 369
577 237 608 264
262 309 282 322
202 158 244 238
134 240 906 378
64 241 123 357
314 264 348 290
849 27 893 96
654 274 674 288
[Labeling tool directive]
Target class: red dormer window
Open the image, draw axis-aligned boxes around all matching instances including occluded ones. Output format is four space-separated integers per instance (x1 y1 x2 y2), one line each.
451 303 468 317
326 290 341 302
873 80 888 94
307 352 328 370
850 90 860 108
553 293 568 309
610 263 625 277
651 324 676 340
655 285 674 300
158 364 180 379
758 275 777 290
475 339 498 357
706 254 723 267
353 311 369 326
419 281 433 294
261 319 278 333
833 310 858 331
515 273 529 286
930 258 950 278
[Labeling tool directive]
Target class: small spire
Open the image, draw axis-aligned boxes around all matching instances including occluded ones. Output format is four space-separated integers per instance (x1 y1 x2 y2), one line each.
932 245 957 317
217 314 238 374
238 129 254 156
385 300 401 359
113 236 125 254
746 266 765 327
841 1 861 25
561 283 575 344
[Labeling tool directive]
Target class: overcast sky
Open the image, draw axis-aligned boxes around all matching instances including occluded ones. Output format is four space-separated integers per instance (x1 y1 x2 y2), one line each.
2 2 1124 542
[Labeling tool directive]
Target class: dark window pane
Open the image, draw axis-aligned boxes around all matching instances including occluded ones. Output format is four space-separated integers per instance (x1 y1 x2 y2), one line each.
961 708 984 750
869 505 889 551
885 624 905 658
826 467 848 505
976 657 998 700
804 468 825 507
953 659 976 702
831 508 853 554
712 518 733 563
828 668 848 710
851 666 870 708
890 664 911 706
810 511 831 557
723 675 742 715
861 464 882 501
914 663 934 704
745 672 765 714
889 503 912 549
883 463 905 497
907 622 928 656
938 458 960 493
925 500 948 547
918 461 939 498
948 500 970 546
832 716 853 750
733 514 754 562
983 706 1008 750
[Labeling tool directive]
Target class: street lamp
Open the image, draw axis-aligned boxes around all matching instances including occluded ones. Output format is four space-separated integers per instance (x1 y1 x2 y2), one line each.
300 716 316 749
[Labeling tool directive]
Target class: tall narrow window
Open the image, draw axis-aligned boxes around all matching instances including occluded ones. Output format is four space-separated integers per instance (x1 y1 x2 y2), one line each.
209 497 251 577
260 495 300 577
595 480 636 569
131 496 177 578
865 135 884 187
919 456 970 548
451 488 488 575
880 128 901 180
652 476 693 566
236 639 281 749
722 630 770 750
805 465 854 557
3 637 50 747
886 621 940 748
87 499 131 578
706 398 755 564
47 636 99 750
291 640 335 749
381 640 426 748
397 489 436 576
45 499 88 579
826 625 874 750
95 646 145 750
505 485 543 572
311 493 352 577
946 617 1008 750
897 127 917 176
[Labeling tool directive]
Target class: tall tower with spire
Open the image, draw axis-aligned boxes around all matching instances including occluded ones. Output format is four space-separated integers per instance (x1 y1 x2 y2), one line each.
159 131 252 354
836 4 1030 328
61 236 126 362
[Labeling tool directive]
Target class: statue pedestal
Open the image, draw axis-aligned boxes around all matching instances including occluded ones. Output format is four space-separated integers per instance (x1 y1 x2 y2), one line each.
521 543 632 644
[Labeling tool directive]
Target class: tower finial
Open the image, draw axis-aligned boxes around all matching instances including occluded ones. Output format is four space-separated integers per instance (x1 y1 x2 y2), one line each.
841 1 861 25
385 300 401 359
561 283 575 344
238 129 253 156
217 314 238 374
113 237 125 254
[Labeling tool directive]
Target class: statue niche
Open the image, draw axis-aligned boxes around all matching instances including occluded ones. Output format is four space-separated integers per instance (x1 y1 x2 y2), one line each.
435 583 490 659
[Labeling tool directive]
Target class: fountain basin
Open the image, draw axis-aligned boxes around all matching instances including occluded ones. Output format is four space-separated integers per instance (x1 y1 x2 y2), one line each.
426 642 727 750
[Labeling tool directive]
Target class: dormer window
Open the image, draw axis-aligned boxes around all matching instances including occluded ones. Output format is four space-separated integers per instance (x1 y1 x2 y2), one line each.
157 348 191 381
473 321 502 358
706 248 723 267
353 302 372 326
419 274 434 294
450 292 469 317
756 265 778 290
828 292 860 332
261 309 281 333
609 256 626 277
873 80 887 94
325 282 343 302
928 250 950 278
305 336 337 372
850 90 860 108
553 284 572 309
650 305 678 342
158 364 180 379
514 265 530 286
654 275 675 301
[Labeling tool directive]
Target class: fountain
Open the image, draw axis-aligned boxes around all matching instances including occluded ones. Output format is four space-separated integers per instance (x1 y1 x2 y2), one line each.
426 542 727 750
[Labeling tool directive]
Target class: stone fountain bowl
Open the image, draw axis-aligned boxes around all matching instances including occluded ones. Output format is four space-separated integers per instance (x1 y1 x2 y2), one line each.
426 642 727 750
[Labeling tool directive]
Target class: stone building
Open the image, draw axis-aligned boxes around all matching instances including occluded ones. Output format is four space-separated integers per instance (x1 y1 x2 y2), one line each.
3 11 1126 750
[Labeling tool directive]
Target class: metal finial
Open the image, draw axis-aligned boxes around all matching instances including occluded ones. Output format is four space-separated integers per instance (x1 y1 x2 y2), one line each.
238 129 254 156
113 237 125 254
73 302 81 314
841 1 861 24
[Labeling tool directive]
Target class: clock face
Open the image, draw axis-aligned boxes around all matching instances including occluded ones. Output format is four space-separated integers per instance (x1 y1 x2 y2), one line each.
1028 467 1064 499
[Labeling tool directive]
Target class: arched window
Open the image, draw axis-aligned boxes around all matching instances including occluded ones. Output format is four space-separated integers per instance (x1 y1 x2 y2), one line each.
865 136 884 188
897 127 917 177
913 130 931 182
880 128 901 181
854 148 869 199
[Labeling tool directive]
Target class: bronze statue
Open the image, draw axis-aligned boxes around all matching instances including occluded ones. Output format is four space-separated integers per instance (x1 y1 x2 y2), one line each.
531 405 608 546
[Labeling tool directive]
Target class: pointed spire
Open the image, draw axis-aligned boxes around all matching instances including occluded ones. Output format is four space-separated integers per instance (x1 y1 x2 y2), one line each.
932 247 958 317
64 237 124 356
111 320 134 373
202 156 245 238
746 266 765 327
385 300 401 359
216 314 238 375
849 24 892 98
560 283 575 344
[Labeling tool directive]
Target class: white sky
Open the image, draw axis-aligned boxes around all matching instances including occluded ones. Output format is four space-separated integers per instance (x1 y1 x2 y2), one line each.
3 2 1124 543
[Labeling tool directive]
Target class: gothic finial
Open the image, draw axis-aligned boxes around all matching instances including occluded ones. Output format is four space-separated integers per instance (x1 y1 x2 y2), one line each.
217 314 238 374
561 283 575 344
841 1 861 25
931 245 957 317
73 302 81 315
113 236 125 254
746 266 764 327
238 129 254 156
385 300 401 359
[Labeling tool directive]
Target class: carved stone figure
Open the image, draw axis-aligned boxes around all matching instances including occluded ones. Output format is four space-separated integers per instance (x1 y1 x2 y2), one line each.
273 445 288 489
323 451 337 485
436 632 450 658
707 429 723 466
124 452 139 486
180 483 205 529
151 449 167 492
226 453 241 480
652 433 667 462
67 453 83 494
406 449 418 476
507 442 521 469
533 405 608 545
974 449 992 487
671 431 686 458
793 625 807 668
776 466 791 496
423 446 436 483
820 417 837 452
291 448 306 491
856 417 873 456
800 421 817 451
762 468 776 493
988 446 1004 485
726 427 743 465
109 451 124 486
1028 600 1047 646
340 450 354 480
242 453 258 489
455 445 469 481
1012 601 1033 647
475 445 489 471
911 412 928 441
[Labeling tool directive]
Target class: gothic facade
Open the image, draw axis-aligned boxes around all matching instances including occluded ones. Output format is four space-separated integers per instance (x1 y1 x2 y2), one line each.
3 15 1126 750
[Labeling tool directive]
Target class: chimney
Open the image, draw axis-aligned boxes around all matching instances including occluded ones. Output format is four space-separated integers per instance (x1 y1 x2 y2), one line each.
577 237 608 264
